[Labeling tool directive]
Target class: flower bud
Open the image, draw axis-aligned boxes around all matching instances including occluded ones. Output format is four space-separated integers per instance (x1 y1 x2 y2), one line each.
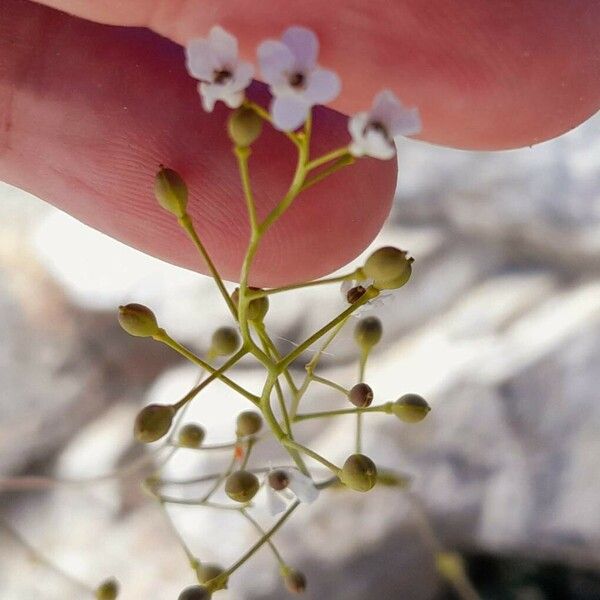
178 423 206 448
346 285 367 304
228 107 263 147
236 410 263 437
392 394 431 423
363 247 412 289
154 166 188 218
225 470 260 503
134 404 175 443
348 383 374 408
268 469 290 491
95 578 119 600
178 585 212 600
354 317 382 351
284 570 307 594
340 453 377 492
211 327 241 356
231 288 269 322
118 303 159 338
199 564 226 585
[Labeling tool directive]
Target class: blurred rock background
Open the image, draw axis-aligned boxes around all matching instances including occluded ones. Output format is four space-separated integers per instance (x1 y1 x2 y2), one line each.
0 113 599 600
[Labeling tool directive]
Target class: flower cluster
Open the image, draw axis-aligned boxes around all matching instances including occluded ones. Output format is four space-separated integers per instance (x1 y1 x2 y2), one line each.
186 25 421 159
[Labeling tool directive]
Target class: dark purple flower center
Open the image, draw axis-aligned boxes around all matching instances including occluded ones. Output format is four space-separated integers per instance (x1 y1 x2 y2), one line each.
213 68 233 84
288 71 306 89
364 120 393 146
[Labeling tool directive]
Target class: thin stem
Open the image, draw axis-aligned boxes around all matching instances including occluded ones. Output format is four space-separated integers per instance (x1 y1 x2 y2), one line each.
244 100 301 147
306 146 351 171
278 288 378 371
156 500 199 572
220 501 300 582
283 439 341 476
294 404 392 422
235 145 258 234
240 509 287 568
154 335 258 405
311 374 350 396
171 349 251 411
301 154 355 192
251 270 359 298
177 213 237 319
356 349 369 453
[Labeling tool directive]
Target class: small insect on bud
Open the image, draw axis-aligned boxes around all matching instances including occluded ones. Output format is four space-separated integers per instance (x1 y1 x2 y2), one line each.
268 469 290 491
340 453 378 492
236 410 263 437
392 394 431 423
228 106 263 147
178 423 206 448
346 285 367 304
348 383 374 408
178 585 212 600
118 303 159 338
199 564 226 585
225 470 260 503
284 569 307 594
231 287 270 322
363 246 413 290
95 578 119 600
211 326 241 356
134 404 175 443
154 166 188 218
354 316 383 351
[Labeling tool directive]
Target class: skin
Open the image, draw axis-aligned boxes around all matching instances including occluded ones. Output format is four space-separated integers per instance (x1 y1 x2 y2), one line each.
1 0 598 286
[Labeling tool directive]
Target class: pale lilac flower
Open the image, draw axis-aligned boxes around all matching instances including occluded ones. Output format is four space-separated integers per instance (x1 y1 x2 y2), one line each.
340 279 392 315
348 90 421 160
185 26 254 112
263 468 319 515
257 26 341 131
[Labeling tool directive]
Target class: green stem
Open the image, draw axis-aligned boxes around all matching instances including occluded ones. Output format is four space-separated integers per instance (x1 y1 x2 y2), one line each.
177 213 237 319
234 145 258 234
306 146 351 171
240 509 287 568
278 287 379 371
154 334 258 405
283 439 341 476
311 374 350 396
244 100 301 147
356 349 369 453
250 270 359 298
301 154 355 192
294 403 392 422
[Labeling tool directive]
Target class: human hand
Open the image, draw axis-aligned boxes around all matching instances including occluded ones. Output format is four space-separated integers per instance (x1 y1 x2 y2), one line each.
1 0 598 285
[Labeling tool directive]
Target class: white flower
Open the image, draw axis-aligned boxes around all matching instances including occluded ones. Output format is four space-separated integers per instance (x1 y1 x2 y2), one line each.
340 279 392 315
263 468 319 515
257 26 341 131
186 26 254 112
348 90 421 160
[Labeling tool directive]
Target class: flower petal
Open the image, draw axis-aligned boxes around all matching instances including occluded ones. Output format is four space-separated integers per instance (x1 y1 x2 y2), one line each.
340 280 353 300
363 130 397 160
370 90 403 124
208 26 238 66
231 60 254 90
271 95 310 131
186 39 216 81
257 40 295 85
198 82 218 112
281 26 319 71
389 107 422 138
265 485 288 515
288 470 319 504
304 68 341 105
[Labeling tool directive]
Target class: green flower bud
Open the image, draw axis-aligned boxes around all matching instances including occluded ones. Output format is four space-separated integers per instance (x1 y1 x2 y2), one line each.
178 585 212 600
340 453 377 492
284 569 307 594
225 470 260 503
378 259 413 290
210 326 240 356
154 166 188 218
134 404 175 443
231 288 269 322
95 578 119 600
178 423 206 448
363 247 412 289
236 410 263 437
392 394 431 423
199 563 226 586
354 317 383 351
118 303 159 338
228 107 263 147
348 383 374 408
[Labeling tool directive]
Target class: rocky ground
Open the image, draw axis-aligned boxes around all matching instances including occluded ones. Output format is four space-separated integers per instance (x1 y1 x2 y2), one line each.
0 113 599 600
